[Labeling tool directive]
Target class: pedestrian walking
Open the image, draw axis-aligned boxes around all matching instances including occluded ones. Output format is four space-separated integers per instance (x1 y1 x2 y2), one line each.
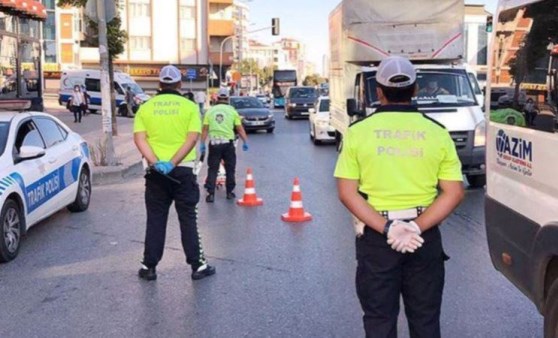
125 86 135 117
71 85 85 123
524 98 537 127
195 90 206 115
200 94 249 203
81 84 89 116
334 56 465 338
133 65 216 281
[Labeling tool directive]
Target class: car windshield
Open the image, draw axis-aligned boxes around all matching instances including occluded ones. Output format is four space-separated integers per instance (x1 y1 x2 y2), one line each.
289 87 316 99
365 69 477 108
0 122 9 156
230 97 264 109
121 82 144 94
319 99 330 112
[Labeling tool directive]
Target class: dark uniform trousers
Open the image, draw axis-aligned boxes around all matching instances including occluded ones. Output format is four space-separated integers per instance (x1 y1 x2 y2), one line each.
356 225 448 338
205 142 236 194
143 167 206 270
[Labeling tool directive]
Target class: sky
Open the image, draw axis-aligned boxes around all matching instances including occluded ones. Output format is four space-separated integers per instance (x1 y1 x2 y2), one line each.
246 0 499 75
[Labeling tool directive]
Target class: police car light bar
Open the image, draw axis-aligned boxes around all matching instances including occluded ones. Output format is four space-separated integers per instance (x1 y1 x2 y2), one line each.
0 100 32 111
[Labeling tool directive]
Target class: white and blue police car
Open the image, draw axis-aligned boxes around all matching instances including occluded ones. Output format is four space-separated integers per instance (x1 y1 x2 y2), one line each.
0 103 92 262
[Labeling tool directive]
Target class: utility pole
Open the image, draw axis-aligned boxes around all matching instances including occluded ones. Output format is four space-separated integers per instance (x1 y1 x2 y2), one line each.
96 0 117 165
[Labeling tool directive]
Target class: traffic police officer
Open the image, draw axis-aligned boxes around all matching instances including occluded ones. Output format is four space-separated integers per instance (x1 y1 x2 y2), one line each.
334 56 464 338
200 94 249 202
134 65 215 281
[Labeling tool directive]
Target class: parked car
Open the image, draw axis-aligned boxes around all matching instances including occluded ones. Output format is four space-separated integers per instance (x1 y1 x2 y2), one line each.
309 96 335 144
284 86 318 119
255 94 271 107
0 106 92 262
230 96 275 133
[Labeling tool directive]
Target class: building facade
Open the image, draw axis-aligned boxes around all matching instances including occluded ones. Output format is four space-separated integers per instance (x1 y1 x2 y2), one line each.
464 4 491 79
44 0 240 91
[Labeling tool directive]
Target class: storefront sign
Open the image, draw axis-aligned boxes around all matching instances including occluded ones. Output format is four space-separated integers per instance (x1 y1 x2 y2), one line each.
124 64 209 81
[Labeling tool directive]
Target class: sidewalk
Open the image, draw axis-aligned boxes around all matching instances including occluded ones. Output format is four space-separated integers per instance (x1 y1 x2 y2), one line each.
44 99 142 186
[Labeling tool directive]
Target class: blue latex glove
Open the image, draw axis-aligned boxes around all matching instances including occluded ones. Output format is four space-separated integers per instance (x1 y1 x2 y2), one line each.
199 143 206 153
154 161 175 175
242 143 249 152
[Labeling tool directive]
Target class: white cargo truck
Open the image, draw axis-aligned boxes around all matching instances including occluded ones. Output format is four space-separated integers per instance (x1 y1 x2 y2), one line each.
329 0 486 187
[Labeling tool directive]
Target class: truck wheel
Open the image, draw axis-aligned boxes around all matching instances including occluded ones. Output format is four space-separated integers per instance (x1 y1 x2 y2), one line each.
466 174 486 188
0 199 22 263
544 279 558 338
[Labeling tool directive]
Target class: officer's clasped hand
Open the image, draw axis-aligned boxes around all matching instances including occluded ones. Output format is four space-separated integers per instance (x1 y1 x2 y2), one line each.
386 221 424 253
242 143 249 152
199 143 206 153
154 161 175 175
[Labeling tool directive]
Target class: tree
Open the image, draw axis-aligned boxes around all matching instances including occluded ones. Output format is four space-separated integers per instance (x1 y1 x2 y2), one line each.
57 0 128 135
303 73 325 86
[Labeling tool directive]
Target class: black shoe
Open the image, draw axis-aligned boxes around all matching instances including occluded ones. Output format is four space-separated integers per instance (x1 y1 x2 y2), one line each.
206 194 214 203
191 264 216 280
226 192 236 200
138 266 157 281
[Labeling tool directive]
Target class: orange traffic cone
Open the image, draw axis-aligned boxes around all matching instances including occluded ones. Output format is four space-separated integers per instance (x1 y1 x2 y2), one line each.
237 168 263 207
281 178 312 222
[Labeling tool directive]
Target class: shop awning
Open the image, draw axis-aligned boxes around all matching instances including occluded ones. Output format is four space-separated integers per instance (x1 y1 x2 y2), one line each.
28 1 46 20
0 0 17 9
0 0 47 20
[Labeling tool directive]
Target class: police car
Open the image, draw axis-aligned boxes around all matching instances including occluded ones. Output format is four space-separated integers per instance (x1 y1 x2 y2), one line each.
0 102 92 262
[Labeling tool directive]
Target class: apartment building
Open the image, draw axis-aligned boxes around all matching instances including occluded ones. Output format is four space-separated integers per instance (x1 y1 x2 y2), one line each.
464 4 491 79
44 0 230 91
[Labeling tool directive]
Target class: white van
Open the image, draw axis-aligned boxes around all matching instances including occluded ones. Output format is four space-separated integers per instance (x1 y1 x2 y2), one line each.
485 0 558 336
58 69 150 116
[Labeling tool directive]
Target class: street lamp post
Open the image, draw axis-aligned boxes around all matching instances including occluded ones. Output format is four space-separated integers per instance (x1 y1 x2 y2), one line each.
219 35 235 86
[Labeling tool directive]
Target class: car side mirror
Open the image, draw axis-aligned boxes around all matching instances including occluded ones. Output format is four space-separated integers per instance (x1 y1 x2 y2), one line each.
16 145 45 163
346 98 363 117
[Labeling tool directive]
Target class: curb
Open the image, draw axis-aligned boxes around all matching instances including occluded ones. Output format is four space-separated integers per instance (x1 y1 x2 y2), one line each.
92 160 143 186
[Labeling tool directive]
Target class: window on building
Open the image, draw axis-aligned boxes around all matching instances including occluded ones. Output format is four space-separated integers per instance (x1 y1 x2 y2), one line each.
19 18 39 38
0 36 17 99
181 38 195 53
43 12 55 40
129 1 151 17
130 36 151 50
43 0 56 10
0 12 15 32
20 41 40 97
43 41 57 63
180 5 194 19
477 25 488 65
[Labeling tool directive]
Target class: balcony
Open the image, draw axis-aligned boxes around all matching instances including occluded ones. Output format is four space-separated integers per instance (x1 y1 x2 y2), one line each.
210 51 233 65
208 19 234 37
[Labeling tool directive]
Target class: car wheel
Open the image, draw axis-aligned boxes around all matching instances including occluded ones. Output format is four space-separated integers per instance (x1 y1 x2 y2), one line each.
0 199 22 263
68 168 92 212
466 174 486 188
267 128 274 133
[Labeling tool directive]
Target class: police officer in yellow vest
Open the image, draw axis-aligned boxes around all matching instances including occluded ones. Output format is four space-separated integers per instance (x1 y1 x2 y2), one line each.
134 65 215 281
200 94 249 203
335 56 465 338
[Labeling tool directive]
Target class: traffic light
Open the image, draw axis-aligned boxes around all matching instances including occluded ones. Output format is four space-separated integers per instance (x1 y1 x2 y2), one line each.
486 15 493 33
272 18 280 36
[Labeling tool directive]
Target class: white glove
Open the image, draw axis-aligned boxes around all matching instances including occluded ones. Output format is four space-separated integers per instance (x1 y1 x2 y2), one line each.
386 221 424 253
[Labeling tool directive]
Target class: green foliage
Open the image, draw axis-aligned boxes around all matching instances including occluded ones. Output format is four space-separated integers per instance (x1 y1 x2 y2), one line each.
57 0 127 58
303 73 326 86
234 59 277 87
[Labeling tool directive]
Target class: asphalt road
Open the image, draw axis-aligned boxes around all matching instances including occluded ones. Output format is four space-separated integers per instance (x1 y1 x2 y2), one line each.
0 108 544 338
